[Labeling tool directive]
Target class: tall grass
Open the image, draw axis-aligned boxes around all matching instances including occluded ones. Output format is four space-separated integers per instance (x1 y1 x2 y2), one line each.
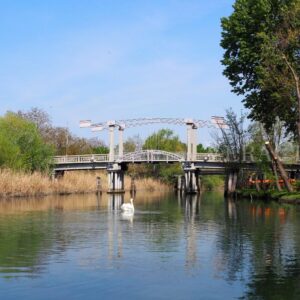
0 169 170 198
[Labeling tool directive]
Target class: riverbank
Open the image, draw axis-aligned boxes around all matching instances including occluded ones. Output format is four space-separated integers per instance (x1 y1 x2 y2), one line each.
0 169 171 198
236 188 300 204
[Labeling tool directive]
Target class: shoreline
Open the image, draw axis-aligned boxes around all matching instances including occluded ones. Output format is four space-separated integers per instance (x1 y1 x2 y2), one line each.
235 189 300 205
0 187 173 200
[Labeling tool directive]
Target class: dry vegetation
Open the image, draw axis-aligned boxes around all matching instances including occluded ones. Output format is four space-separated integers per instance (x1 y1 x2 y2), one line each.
0 169 171 198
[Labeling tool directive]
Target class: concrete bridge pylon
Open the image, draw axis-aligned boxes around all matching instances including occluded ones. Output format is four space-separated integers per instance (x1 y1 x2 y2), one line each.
107 163 125 193
185 119 198 161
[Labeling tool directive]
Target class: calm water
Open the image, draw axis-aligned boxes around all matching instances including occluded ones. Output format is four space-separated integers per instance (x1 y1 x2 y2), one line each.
0 192 300 300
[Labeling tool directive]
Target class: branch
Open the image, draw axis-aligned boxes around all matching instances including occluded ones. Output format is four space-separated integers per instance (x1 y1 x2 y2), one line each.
282 54 300 101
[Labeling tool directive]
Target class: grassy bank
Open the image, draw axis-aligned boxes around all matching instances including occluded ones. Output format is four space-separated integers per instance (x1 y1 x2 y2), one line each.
236 188 300 204
0 169 171 198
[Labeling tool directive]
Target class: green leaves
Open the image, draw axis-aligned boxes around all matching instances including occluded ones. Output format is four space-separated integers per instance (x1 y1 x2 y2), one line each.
143 129 186 152
0 113 54 172
221 0 300 137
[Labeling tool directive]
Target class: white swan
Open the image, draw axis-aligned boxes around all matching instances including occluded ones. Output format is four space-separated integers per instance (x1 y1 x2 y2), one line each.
120 198 134 212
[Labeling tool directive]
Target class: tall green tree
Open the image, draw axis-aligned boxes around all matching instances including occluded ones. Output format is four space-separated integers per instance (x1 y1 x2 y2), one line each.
143 129 186 152
197 143 216 153
141 129 186 182
221 0 300 144
0 113 54 172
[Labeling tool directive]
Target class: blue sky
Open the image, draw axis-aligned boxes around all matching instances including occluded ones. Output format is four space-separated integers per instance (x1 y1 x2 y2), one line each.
0 0 242 145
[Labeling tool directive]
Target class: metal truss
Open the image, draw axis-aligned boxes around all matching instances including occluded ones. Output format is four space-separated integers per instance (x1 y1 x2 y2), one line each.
85 117 215 131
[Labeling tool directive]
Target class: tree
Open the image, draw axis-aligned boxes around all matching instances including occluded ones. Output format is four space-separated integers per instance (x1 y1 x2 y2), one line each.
197 143 216 153
128 129 186 182
143 129 186 152
214 109 248 162
221 0 300 145
248 120 295 191
0 113 54 172
16 108 108 155
213 109 248 194
124 135 143 152
17 107 52 137
0 131 22 169
88 138 109 154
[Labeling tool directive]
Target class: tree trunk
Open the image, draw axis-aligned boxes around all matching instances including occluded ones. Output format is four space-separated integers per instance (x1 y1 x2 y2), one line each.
271 160 282 191
283 55 300 155
255 173 261 192
232 170 238 193
228 172 233 194
265 141 293 192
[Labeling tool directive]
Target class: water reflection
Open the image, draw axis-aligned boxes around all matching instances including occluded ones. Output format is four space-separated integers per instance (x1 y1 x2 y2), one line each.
0 192 300 299
226 198 237 220
107 194 124 211
180 194 201 271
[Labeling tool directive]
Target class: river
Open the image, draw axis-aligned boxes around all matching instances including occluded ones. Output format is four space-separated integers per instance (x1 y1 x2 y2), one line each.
0 192 299 299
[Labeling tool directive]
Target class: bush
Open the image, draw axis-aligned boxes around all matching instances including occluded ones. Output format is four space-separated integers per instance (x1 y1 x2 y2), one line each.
0 113 54 172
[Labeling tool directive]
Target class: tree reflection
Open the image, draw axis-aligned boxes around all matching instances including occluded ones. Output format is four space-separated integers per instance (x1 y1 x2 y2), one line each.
0 191 300 300
0 212 56 278
216 199 300 299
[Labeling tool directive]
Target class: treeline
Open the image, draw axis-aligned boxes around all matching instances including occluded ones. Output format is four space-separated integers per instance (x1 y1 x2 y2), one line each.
0 108 108 172
16 108 109 156
0 108 216 182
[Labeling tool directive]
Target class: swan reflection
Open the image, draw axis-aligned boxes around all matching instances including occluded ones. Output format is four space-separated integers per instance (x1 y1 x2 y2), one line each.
121 210 134 223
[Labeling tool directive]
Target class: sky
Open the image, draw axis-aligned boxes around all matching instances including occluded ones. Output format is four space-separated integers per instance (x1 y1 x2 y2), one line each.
0 0 243 146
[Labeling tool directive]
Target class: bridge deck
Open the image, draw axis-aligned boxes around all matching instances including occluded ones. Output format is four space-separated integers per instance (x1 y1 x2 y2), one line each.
52 150 300 173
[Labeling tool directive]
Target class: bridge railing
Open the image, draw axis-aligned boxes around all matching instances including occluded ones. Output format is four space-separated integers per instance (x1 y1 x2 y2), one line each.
195 153 225 162
53 152 298 165
120 150 184 163
53 154 109 164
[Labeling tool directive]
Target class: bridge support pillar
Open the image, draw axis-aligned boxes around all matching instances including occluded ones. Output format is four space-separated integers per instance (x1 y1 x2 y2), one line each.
118 126 124 159
183 165 200 194
185 119 198 161
174 175 186 194
107 164 125 193
224 170 238 197
108 123 115 162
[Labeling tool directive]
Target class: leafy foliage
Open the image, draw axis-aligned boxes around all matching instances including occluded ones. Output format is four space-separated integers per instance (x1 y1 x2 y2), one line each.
197 143 216 153
143 129 186 152
0 113 54 172
221 0 300 138
128 129 185 182
213 108 248 162
17 107 109 155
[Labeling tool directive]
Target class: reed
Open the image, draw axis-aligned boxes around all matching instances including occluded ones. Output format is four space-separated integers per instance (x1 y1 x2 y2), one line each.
0 169 171 198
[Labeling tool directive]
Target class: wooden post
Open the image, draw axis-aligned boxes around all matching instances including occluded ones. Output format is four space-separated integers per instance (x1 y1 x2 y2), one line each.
180 175 185 194
130 176 136 196
96 176 102 195
265 141 293 192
